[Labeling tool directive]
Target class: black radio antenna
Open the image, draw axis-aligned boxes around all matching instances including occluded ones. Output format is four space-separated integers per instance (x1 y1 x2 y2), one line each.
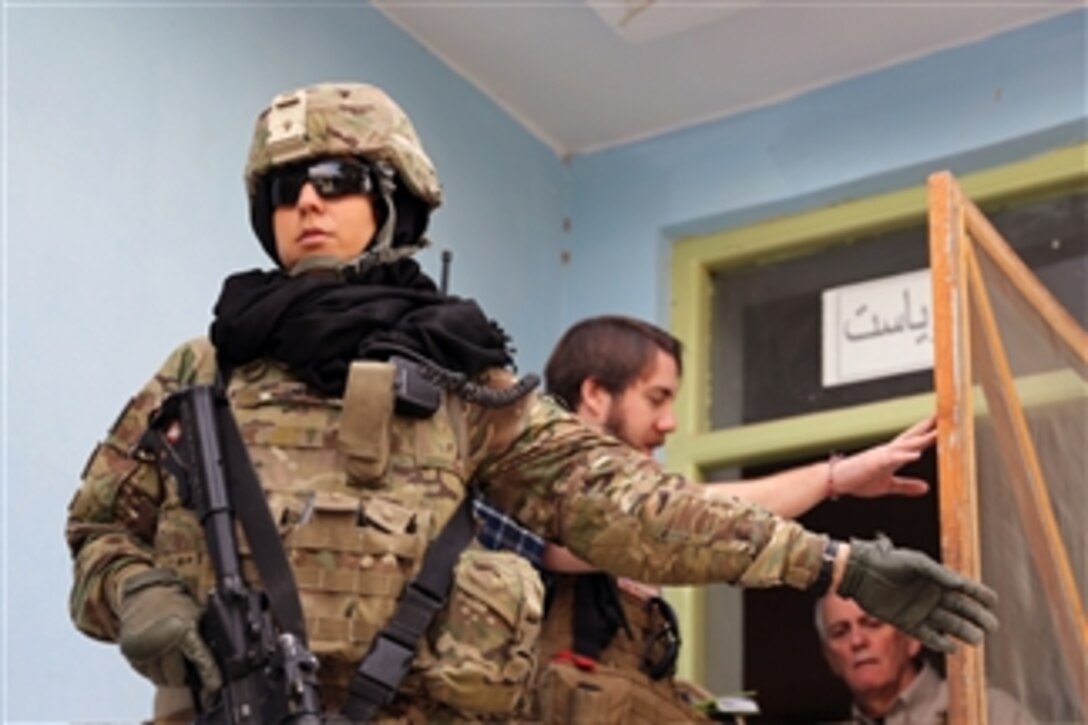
440 250 453 295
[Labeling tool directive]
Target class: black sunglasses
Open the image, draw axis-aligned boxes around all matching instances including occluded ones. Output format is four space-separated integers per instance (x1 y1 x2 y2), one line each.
268 158 374 208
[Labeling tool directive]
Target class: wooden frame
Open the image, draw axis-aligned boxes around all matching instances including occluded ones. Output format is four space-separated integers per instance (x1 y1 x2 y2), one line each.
928 171 1088 724
664 142 1087 689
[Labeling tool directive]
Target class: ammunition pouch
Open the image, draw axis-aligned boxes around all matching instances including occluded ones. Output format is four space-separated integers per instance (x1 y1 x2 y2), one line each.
412 548 544 717
240 491 432 677
537 658 710 724
536 577 707 724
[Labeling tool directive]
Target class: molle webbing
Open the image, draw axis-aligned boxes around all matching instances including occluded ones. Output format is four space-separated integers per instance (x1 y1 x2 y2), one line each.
290 567 405 597
341 494 478 722
307 618 382 647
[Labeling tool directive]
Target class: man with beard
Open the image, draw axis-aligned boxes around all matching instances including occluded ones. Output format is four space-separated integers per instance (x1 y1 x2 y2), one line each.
496 315 943 723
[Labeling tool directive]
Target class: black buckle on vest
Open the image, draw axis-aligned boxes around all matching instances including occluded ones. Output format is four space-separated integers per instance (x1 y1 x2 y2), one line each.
345 582 444 715
385 582 444 646
350 634 414 703
640 595 681 681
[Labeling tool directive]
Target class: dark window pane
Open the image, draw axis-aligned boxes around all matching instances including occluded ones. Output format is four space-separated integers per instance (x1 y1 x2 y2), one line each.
709 191 1087 426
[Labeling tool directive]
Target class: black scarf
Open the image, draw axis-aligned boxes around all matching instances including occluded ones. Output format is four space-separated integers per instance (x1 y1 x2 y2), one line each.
210 258 514 396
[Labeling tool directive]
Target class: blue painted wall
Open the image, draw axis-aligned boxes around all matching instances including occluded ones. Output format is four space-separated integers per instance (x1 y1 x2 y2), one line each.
4 4 1084 720
565 10 1087 328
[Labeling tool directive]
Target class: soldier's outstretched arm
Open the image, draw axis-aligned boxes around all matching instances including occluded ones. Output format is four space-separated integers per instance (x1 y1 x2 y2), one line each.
479 395 827 588
478 395 997 652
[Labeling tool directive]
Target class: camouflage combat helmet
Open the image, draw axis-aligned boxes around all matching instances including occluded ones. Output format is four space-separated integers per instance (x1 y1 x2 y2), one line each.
245 82 443 269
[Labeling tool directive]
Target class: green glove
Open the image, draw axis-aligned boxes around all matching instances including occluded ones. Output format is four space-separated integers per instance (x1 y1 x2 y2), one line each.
117 568 222 695
838 535 998 654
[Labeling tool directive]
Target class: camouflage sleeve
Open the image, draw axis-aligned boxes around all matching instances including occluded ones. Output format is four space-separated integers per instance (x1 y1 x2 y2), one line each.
66 337 217 641
477 394 825 590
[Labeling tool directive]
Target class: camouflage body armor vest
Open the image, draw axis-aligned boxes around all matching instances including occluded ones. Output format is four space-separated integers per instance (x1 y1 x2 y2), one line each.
150 343 544 718
535 575 712 724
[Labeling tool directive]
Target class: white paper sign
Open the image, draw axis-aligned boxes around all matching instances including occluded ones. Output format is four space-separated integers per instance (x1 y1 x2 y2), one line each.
822 269 934 387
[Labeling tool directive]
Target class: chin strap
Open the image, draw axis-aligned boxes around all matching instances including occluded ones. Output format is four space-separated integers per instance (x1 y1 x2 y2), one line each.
371 161 398 256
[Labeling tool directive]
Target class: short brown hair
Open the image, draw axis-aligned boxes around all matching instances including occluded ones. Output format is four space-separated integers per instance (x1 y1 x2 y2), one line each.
544 315 682 411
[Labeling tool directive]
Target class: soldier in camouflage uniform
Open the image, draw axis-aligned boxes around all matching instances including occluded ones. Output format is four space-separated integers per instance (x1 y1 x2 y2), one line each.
65 82 999 722
527 315 942 723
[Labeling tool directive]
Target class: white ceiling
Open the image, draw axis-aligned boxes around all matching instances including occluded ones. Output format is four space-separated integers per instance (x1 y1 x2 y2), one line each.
374 1 1078 156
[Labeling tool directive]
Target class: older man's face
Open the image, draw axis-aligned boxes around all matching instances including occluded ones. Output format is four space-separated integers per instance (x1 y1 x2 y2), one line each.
820 594 922 700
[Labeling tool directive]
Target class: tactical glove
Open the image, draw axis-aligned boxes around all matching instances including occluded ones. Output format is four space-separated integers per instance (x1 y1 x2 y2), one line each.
117 568 222 695
838 535 998 654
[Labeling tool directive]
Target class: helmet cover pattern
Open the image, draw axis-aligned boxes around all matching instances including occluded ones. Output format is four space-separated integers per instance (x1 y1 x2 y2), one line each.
245 82 442 266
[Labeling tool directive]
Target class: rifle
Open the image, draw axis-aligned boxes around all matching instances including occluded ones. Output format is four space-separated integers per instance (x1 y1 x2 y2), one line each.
139 384 323 724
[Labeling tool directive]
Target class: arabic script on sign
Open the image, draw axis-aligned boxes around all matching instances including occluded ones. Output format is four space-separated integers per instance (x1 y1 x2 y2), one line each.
822 269 934 387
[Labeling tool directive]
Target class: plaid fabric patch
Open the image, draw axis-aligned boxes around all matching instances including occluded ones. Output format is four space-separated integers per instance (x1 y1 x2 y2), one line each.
473 498 545 567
